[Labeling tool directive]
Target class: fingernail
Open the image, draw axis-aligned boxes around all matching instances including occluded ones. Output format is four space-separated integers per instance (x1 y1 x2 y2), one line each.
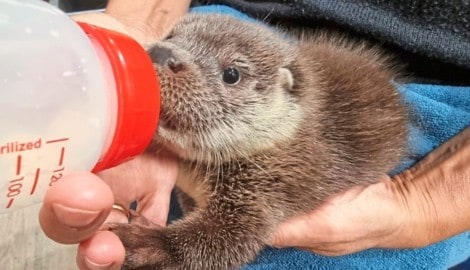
84 257 114 270
52 203 102 228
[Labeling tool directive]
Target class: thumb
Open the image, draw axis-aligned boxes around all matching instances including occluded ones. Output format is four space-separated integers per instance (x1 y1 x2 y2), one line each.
39 172 114 244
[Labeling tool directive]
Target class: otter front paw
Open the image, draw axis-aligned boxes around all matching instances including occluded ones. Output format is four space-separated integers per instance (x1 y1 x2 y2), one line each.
107 213 175 270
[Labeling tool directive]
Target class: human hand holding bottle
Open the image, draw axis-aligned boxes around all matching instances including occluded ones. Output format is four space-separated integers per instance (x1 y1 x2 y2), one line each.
40 149 178 270
40 1 190 269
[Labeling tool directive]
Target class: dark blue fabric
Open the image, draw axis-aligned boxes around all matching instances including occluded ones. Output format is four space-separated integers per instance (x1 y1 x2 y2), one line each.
194 1 470 68
451 257 470 270
191 0 470 85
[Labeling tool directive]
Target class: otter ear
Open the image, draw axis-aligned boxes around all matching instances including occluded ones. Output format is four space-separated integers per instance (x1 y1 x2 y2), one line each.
279 67 294 91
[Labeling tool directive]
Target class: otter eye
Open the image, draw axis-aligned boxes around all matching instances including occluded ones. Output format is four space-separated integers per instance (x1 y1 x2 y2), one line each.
222 66 241 85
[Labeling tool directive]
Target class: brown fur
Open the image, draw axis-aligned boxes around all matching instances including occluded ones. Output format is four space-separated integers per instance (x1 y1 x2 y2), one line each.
108 13 408 270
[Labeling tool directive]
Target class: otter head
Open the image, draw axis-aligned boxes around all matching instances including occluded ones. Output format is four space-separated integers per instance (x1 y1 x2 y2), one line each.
149 13 302 163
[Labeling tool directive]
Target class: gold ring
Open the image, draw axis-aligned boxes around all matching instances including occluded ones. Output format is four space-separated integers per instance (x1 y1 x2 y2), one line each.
112 203 129 218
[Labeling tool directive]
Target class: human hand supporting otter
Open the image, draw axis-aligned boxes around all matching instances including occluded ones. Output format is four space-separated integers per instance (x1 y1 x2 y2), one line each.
271 127 470 256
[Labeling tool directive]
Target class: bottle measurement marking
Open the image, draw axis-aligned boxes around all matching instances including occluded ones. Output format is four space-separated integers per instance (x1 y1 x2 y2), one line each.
30 168 41 195
3 137 69 209
49 145 66 186
6 155 24 208
59 147 65 166
16 155 22 175
6 198 14 209
46 138 69 144
49 167 64 186
6 176 24 208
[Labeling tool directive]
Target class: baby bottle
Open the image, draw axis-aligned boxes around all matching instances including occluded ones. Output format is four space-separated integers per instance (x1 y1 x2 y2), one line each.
0 0 160 212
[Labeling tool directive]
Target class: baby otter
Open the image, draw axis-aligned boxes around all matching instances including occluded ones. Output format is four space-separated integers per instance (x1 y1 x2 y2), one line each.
109 13 408 270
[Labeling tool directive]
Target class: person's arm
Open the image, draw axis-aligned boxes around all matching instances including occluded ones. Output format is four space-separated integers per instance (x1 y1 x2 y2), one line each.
271 127 470 255
388 126 470 248
73 0 190 45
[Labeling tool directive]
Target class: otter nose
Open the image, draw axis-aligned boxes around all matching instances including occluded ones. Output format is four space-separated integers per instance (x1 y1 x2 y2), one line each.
149 46 183 73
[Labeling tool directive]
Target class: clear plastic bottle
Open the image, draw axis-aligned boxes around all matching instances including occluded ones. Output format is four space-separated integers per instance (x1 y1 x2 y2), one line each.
0 0 160 213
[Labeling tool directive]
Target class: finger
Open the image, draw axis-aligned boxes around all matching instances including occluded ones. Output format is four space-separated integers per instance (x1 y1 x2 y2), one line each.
137 184 173 227
297 233 386 256
72 13 129 37
39 172 114 244
105 0 191 43
76 230 125 270
301 246 351 257
105 204 130 224
406 127 470 174
300 242 365 257
135 150 178 226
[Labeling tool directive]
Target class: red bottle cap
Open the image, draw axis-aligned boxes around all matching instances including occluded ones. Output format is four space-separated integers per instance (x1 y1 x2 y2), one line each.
77 23 160 172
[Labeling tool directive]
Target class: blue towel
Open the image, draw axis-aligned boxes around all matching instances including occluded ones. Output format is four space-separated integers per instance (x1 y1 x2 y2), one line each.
397 84 470 172
188 5 470 270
